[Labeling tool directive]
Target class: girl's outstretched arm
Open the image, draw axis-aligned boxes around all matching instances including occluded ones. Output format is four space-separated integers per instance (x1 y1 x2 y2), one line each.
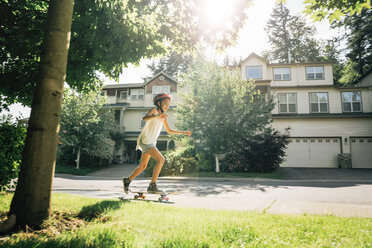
163 118 191 136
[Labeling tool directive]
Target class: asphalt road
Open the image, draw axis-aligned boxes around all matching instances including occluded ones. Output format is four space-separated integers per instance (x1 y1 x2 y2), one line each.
53 174 372 218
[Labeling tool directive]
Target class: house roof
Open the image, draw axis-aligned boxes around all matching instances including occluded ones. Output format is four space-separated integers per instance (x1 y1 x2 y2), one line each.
268 61 333 66
144 71 178 86
240 52 333 66
240 53 267 65
272 113 372 119
349 66 372 88
103 83 144 89
102 72 178 90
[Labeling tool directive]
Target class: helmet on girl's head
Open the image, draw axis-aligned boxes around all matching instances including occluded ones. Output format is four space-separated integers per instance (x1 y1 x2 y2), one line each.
153 93 172 105
153 93 172 113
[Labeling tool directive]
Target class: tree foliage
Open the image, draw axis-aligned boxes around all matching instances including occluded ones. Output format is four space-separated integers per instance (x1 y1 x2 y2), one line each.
58 89 117 167
336 8 372 80
0 0 252 109
176 57 289 172
177 57 273 156
0 116 27 191
145 52 194 81
264 3 323 63
303 0 371 23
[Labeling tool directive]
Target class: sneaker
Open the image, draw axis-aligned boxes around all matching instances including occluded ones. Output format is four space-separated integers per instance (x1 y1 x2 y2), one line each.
123 177 131 194
147 182 163 194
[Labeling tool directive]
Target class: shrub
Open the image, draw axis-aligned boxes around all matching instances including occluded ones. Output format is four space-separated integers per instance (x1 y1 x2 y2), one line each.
0 116 27 191
221 128 290 173
144 144 197 176
196 152 214 172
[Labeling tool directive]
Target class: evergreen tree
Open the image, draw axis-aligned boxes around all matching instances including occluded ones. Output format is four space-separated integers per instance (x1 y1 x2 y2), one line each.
144 52 194 81
264 3 322 63
323 39 344 84
340 8 372 77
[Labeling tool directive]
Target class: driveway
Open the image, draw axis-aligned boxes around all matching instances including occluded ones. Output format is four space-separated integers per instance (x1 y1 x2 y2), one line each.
53 164 372 218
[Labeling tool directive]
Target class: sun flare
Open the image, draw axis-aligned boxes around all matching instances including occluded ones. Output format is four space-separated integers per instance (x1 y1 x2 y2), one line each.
202 0 235 28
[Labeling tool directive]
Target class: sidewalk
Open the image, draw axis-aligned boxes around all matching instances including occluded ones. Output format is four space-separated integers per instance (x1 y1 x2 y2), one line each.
86 163 372 182
88 163 145 178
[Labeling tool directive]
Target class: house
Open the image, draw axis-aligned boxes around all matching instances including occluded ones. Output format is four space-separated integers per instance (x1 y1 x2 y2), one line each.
103 54 372 168
102 72 180 163
239 53 372 168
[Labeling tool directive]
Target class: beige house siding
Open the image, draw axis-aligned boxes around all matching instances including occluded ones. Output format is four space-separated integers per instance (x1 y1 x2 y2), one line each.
271 87 344 114
241 57 268 80
272 118 372 154
361 90 372 112
268 64 333 87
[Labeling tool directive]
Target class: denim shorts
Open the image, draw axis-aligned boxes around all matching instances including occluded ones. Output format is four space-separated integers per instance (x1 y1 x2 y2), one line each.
139 139 155 154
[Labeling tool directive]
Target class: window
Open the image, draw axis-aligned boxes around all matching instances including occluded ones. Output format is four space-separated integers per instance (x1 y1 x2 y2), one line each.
100 90 107 96
152 85 170 100
140 112 146 128
274 68 291 81
119 90 128 100
278 93 297 113
342 92 361 112
310 92 328 113
131 89 145 101
306 66 324 80
246 66 262 79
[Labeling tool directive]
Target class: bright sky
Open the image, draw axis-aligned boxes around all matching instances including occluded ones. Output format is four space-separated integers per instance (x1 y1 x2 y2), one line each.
3 0 339 118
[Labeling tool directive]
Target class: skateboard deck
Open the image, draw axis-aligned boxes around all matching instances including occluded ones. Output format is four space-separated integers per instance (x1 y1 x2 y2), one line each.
129 190 177 202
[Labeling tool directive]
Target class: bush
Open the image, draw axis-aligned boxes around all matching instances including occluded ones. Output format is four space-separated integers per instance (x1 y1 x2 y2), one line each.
144 145 197 176
221 128 290 173
196 152 214 172
0 116 27 191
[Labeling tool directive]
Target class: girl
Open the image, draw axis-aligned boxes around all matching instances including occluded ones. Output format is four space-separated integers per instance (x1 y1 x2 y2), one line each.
123 93 191 193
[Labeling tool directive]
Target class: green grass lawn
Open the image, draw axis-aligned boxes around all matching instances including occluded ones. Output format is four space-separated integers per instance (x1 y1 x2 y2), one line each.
1 193 371 247
55 164 103 176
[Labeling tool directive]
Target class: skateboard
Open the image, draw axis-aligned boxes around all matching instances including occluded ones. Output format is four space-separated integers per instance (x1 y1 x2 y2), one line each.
129 190 177 202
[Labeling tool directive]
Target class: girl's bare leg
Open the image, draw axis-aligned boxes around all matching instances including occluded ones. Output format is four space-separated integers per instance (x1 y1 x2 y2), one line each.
128 153 151 181
146 147 165 183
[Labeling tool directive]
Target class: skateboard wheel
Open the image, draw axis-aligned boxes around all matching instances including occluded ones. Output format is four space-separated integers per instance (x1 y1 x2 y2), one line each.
158 197 163 202
165 197 169 201
141 195 146 199
134 195 139 200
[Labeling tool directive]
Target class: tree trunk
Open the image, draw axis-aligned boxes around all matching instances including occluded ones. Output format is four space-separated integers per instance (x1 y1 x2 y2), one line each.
76 146 81 170
215 154 220 173
9 0 74 228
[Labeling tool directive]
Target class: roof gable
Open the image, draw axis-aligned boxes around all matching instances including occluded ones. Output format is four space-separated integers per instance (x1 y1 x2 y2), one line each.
240 53 267 65
144 71 178 86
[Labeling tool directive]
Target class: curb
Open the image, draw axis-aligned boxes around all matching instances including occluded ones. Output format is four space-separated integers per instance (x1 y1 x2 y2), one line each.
54 174 372 183
157 176 372 183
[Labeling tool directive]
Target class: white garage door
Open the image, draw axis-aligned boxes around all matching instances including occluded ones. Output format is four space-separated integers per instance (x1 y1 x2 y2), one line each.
282 138 341 168
351 138 372 168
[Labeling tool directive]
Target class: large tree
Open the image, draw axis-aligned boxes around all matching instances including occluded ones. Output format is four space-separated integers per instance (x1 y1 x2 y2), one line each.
338 8 372 80
2 0 253 229
177 57 274 158
58 89 116 170
0 0 252 109
264 3 323 63
8 0 74 228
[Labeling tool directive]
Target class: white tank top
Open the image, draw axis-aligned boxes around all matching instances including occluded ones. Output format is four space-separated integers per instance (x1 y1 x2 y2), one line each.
136 116 163 149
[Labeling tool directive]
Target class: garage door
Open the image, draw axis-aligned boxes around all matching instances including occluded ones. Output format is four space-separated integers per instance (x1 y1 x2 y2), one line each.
282 138 341 168
351 138 372 168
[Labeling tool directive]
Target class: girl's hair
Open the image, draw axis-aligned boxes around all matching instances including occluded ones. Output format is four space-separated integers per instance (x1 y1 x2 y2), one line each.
153 93 172 113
